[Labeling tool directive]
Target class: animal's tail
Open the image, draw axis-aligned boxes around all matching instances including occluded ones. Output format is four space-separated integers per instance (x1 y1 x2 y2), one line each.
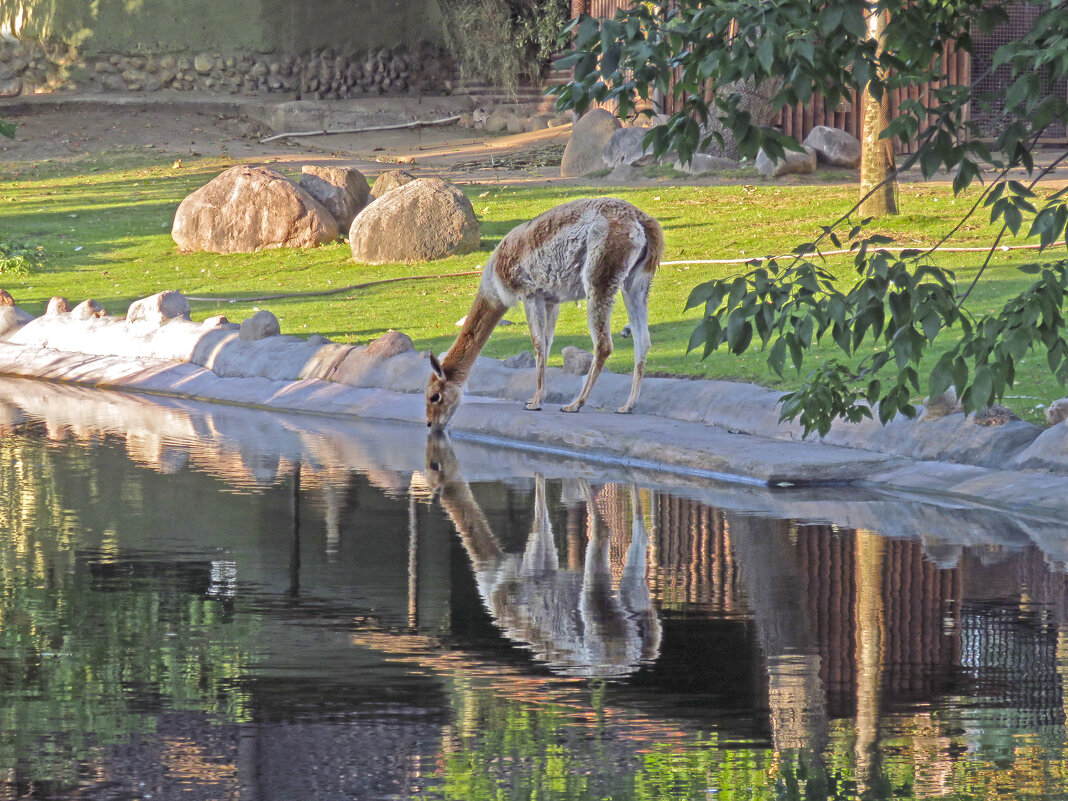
637 212 665 276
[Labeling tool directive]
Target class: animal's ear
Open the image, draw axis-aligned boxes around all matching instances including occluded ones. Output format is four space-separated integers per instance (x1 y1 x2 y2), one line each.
429 352 445 379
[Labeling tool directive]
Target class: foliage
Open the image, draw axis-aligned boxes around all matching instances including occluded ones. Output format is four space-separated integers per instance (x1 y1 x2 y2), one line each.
0 119 14 138
552 0 1068 436
0 239 44 276
440 0 570 91
0 433 253 788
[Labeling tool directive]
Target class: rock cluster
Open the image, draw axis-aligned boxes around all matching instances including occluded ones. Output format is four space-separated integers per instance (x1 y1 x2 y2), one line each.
457 104 572 136
172 165 340 253
0 39 456 98
173 164 479 263
561 110 864 181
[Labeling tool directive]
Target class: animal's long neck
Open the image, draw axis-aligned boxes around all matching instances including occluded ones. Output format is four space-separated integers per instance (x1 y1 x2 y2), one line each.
438 479 504 570
441 290 508 385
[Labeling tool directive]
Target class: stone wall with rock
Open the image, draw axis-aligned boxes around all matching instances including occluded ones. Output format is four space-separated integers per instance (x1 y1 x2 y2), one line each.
0 37 457 98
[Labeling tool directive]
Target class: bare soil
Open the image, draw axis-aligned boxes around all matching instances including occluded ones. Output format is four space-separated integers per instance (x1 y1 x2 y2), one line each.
0 95 574 185
4 92 1060 187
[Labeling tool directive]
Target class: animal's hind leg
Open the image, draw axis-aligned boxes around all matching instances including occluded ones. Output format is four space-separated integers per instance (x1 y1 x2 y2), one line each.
618 274 652 414
524 296 559 410
562 289 614 413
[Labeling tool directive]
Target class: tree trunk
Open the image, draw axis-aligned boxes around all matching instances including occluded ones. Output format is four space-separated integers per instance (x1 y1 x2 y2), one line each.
859 6 898 216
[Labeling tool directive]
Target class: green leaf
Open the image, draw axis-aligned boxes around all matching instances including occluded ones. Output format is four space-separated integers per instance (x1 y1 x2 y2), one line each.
820 4 843 34
756 37 774 73
726 313 753 354
768 337 787 376
687 318 710 354
970 364 995 408
0 120 14 139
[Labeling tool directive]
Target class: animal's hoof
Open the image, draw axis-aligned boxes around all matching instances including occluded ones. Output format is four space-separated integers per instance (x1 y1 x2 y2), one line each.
561 403 582 413
615 406 633 414
524 401 542 411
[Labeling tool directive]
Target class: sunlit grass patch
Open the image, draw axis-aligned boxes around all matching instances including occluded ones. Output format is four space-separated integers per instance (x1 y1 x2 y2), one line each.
0 155 1061 422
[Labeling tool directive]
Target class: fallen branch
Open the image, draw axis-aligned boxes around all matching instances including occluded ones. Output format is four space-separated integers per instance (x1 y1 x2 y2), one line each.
259 115 462 143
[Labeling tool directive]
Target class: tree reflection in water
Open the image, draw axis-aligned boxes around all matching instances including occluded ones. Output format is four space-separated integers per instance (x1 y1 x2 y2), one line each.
4 383 1068 799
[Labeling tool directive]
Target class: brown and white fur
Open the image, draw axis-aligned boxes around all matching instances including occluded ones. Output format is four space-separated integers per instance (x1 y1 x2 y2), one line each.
426 197 664 432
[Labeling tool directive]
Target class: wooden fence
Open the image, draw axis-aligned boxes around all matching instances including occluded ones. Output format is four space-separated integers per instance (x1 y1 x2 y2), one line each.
565 1 1065 150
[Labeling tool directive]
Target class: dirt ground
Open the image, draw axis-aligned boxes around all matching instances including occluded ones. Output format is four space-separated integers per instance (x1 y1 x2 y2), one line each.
3 92 1063 188
0 95 576 185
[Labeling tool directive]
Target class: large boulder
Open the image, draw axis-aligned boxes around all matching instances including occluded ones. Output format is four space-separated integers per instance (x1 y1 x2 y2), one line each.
172 165 339 253
602 127 656 169
755 145 818 177
802 125 861 168
560 109 621 178
370 169 416 199
349 178 480 264
298 165 371 232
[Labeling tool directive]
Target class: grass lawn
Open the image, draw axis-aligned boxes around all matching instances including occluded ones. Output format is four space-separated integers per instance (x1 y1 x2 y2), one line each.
0 153 1063 424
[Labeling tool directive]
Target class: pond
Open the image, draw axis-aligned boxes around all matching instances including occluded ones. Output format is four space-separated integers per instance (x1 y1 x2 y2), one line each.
2 377 1068 800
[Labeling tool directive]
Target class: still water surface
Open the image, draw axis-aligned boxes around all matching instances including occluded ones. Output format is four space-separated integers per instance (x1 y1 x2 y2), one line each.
3 381 1068 799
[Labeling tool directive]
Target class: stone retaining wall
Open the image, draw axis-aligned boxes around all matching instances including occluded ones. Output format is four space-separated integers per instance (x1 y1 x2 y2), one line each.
4 289 1068 483
0 38 457 98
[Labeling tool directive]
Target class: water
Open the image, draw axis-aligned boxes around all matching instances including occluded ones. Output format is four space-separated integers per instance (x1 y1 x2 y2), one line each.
3 377 1068 800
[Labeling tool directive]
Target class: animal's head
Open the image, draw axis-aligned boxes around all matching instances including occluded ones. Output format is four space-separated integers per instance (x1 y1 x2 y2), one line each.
426 352 463 432
424 429 460 494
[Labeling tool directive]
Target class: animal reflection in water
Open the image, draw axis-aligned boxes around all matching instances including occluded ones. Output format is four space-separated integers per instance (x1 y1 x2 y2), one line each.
425 434 661 678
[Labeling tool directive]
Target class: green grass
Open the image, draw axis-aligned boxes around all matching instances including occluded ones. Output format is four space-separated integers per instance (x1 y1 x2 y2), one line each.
0 153 1063 424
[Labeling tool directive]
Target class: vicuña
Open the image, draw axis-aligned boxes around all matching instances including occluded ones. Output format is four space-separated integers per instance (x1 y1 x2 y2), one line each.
426 197 664 432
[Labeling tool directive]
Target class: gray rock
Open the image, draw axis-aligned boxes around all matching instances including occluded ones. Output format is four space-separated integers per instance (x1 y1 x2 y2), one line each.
0 305 32 337
46 297 71 315
0 77 21 98
602 127 655 169
673 153 743 174
604 164 642 184
560 109 621 178
72 299 107 320
756 145 818 177
1046 397 1068 426
299 165 371 232
503 351 536 369
126 290 191 328
1010 419 1068 472
349 177 480 264
802 125 861 168
526 114 553 132
484 111 511 133
365 330 414 359
172 165 339 253
922 387 962 420
370 169 416 199
240 309 281 341
194 53 214 74
506 115 526 135
562 345 594 375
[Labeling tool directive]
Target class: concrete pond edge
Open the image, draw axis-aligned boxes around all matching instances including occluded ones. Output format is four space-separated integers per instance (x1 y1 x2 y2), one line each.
3 289 1068 524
